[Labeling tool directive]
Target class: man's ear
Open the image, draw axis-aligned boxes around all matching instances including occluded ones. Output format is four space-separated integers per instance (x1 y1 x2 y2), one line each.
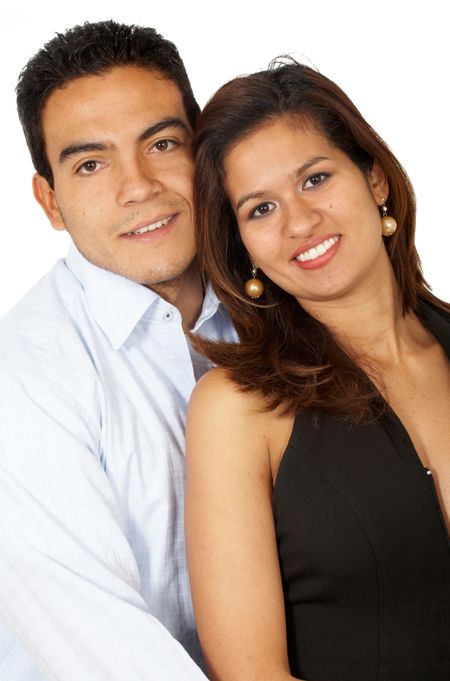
32 173 66 231
368 161 389 205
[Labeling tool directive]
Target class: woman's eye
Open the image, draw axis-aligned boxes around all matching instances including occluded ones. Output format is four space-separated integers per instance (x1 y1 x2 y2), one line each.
150 139 178 153
250 202 276 219
77 160 102 175
303 172 329 189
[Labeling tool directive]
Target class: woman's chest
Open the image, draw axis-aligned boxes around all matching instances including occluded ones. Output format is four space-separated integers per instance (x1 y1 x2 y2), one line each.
382 351 450 533
273 411 449 594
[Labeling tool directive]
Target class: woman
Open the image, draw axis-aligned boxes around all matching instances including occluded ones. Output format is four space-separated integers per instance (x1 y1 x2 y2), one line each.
185 62 449 681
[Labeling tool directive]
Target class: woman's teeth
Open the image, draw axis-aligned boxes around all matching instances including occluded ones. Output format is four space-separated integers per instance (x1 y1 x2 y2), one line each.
296 236 340 262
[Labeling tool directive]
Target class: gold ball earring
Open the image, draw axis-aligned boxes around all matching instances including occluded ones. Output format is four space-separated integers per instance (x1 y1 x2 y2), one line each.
380 198 397 236
244 264 265 299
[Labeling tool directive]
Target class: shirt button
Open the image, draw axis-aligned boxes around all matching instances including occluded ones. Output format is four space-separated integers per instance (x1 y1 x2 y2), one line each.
163 311 174 321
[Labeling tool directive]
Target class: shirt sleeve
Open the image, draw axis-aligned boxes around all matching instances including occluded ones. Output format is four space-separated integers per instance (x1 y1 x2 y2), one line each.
0 365 207 681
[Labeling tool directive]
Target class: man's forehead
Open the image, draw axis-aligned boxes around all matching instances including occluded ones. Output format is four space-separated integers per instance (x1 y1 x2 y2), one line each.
41 66 190 154
44 65 184 110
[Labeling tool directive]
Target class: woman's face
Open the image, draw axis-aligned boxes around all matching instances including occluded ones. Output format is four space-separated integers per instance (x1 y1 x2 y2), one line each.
223 117 391 307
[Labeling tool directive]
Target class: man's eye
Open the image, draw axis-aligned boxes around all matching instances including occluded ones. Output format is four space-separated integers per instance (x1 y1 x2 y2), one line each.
303 172 329 189
77 160 102 175
249 202 276 219
151 139 177 153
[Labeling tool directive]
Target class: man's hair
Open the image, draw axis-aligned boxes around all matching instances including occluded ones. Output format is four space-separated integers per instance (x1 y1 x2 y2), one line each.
16 20 200 187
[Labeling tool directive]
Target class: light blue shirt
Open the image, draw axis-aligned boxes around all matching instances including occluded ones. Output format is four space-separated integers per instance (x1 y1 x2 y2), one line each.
0 244 236 681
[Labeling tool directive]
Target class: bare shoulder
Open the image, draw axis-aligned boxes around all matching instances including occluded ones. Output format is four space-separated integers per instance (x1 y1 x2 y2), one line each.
188 368 294 481
187 367 273 470
189 367 266 419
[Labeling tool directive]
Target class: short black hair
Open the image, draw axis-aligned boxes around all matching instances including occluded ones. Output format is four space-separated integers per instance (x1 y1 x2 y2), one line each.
16 20 200 187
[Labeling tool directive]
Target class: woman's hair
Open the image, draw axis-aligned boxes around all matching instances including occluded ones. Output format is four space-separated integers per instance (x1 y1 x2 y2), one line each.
194 61 449 422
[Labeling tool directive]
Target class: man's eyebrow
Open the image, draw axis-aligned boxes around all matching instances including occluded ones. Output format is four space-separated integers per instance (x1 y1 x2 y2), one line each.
58 118 191 165
236 156 330 211
138 117 191 142
59 142 112 165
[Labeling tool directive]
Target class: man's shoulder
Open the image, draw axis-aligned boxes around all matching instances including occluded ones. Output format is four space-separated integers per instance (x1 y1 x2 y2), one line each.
0 259 96 381
0 259 107 451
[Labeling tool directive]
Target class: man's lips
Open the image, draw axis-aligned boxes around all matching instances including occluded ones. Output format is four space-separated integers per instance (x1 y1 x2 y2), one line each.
121 213 177 237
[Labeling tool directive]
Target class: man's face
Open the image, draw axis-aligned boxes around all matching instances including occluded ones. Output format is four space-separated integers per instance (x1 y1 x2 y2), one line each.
35 66 197 286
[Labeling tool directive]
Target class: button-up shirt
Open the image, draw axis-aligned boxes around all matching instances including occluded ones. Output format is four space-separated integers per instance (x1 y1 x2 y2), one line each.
0 244 236 681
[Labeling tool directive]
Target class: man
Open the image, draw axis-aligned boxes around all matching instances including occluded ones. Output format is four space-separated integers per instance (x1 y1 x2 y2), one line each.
0 20 235 681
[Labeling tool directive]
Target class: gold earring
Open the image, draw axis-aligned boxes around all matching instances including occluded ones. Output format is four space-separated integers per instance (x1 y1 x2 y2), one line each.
244 264 264 299
380 198 397 236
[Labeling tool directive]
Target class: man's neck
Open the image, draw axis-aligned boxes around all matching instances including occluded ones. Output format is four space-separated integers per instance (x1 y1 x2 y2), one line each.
150 258 204 330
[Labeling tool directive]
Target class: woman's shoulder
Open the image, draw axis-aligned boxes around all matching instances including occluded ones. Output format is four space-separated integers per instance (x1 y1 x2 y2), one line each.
417 297 450 320
416 298 450 352
188 368 295 478
190 366 269 416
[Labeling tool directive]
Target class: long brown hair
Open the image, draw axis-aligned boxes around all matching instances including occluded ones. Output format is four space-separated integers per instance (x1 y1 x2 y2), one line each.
194 61 449 422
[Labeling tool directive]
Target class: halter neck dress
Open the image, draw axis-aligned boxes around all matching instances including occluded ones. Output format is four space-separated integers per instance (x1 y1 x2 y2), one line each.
273 302 450 680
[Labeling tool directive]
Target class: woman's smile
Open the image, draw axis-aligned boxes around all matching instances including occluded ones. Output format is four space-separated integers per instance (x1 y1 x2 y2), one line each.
291 234 341 269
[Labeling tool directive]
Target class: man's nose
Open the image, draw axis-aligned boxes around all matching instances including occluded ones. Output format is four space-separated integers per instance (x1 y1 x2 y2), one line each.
117 158 164 206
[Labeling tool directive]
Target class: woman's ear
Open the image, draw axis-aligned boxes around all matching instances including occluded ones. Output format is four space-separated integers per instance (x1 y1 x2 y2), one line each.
32 173 66 231
368 161 389 204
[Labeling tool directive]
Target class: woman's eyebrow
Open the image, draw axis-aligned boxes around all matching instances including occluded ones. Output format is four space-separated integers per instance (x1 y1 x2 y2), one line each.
236 156 330 211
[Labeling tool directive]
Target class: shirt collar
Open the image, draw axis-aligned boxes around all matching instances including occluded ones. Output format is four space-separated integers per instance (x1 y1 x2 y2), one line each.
193 279 222 332
65 243 221 349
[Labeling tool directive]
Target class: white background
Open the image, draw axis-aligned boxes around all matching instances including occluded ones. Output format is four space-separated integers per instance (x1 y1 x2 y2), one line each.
0 0 448 316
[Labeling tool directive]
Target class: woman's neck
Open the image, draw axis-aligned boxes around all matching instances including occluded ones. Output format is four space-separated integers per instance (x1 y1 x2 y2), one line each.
299 264 425 367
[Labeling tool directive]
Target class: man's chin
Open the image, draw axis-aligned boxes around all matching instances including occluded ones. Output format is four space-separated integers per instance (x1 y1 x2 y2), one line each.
79 250 192 283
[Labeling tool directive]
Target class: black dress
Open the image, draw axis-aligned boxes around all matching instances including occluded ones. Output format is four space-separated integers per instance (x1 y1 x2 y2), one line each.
272 302 450 681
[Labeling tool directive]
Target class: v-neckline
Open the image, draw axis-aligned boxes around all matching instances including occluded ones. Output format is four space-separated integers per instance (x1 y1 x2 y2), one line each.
378 300 450 542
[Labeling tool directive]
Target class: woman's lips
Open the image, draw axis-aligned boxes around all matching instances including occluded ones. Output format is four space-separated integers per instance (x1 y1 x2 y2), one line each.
291 235 341 270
